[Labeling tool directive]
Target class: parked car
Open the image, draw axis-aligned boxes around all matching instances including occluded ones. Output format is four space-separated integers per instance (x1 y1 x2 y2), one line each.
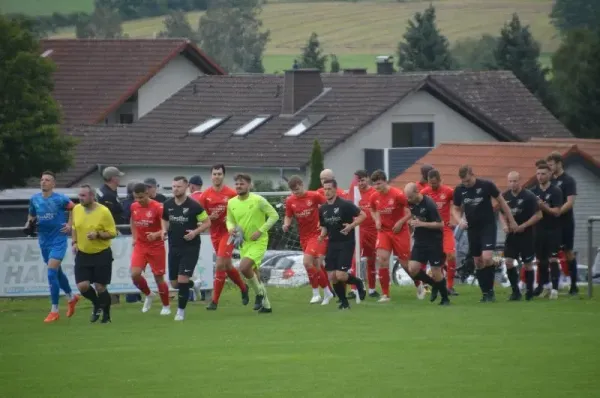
266 255 308 287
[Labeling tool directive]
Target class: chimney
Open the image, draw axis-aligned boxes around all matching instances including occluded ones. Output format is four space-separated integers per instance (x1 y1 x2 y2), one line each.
376 55 394 75
282 69 323 115
343 68 367 75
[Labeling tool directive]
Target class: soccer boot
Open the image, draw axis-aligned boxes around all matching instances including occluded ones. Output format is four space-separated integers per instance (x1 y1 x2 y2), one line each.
66 295 80 318
160 306 171 315
447 288 459 296
508 291 522 301
100 307 111 324
439 297 451 306
174 313 185 321
253 295 264 311
206 301 218 310
378 295 391 303
368 291 381 299
430 286 439 303
142 293 155 313
541 286 552 298
347 291 357 299
90 307 101 323
357 281 367 302
525 291 534 301
338 302 350 310
550 289 559 300
321 290 334 305
241 284 250 305
310 294 322 304
257 306 272 314
44 312 60 323
533 285 543 297
569 285 579 296
479 294 488 303
487 290 496 302
416 283 426 300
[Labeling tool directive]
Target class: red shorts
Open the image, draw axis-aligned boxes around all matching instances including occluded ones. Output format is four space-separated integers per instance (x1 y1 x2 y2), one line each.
443 227 455 254
211 234 234 258
376 229 411 261
360 229 377 257
131 244 166 276
301 235 327 257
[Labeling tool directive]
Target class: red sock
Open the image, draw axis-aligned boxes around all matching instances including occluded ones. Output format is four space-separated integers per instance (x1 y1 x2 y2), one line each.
213 270 227 304
226 267 247 291
559 252 569 276
133 276 151 296
367 256 377 290
318 266 331 290
307 267 319 289
157 281 170 306
520 266 526 283
378 267 390 297
447 259 456 289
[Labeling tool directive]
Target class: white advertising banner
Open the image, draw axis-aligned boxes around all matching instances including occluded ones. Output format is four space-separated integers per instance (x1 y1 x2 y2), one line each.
0 235 214 297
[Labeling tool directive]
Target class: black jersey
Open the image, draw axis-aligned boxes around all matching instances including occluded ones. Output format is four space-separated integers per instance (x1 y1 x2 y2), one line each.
162 196 207 247
453 178 500 228
530 184 563 230
502 189 539 230
552 172 576 222
409 195 443 246
319 197 361 243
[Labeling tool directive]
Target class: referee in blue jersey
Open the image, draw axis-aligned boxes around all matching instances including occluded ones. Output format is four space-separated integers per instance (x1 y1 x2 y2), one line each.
27 171 80 323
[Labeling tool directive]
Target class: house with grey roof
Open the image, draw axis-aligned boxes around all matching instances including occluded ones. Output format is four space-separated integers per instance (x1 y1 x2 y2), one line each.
60 66 571 189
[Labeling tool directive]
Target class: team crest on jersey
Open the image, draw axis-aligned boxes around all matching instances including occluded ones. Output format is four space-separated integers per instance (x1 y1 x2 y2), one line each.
306 200 313 207
146 211 153 218
545 194 551 200
334 207 339 214
182 208 189 215
388 199 394 205
291 203 296 209
440 194 446 200
476 188 482 194
556 181 563 187
517 199 523 205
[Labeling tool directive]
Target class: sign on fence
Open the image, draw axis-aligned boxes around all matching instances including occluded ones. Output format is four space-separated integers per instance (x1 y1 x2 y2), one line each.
0 236 214 297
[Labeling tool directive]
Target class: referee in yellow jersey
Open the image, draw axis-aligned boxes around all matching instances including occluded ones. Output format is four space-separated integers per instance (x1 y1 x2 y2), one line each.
72 185 117 323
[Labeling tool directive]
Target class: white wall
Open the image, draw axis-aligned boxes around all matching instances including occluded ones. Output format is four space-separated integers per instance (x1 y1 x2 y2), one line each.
137 55 203 118
324 90 497 187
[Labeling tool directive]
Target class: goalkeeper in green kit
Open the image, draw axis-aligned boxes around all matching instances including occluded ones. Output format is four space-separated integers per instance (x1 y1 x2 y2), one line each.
226 173 279 313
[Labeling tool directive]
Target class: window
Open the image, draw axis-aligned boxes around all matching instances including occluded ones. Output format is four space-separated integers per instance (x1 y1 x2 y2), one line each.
189 117 227 135
284 115 325 137
233 116 270 136
391 122 434 147
119 113 134 124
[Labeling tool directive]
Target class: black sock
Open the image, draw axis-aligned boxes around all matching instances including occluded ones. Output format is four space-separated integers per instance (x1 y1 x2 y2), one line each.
437 278 449 300
415 270 436 286
98 290 111 310
538 260 549 286
550 261 560 290
476 269 486 293
525 270 534 294
507 267 519 293
569 259 578 288
346 274 363 290
178 283 190 310
333 282 347 305
485 266 496 293
81 287 99 306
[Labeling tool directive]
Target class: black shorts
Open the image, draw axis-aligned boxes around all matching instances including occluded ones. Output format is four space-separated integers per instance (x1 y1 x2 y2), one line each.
504 230 535 263
535 228 561 260
411 243 444 267
560 218 575 251
74 248 113 285
467 222 497 257
325 240 355 272
168 244 200 279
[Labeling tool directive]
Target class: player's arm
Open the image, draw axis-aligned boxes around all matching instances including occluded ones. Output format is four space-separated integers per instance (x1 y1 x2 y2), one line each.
393 196 412 231
540 188 563 217
226 201 237 233
419 200 444 230
193 207 211 235
26 199 36 225
451 189 464 226
491 182 517 229
98 209 117 240
130 215 137 244
318 209 327 241
160 203 170 237
369 197 381 229
348 203 366 228
283 197 294 232
258 196 279 234
559 177 576 215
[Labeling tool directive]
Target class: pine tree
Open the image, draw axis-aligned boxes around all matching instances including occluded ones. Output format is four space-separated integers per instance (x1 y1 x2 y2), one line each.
330 54 340 73
300 32 328 71
308 140 324 191
397 5 454 71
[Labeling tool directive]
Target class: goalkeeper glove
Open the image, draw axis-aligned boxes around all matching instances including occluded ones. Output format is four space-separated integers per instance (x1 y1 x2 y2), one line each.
227 226 244 248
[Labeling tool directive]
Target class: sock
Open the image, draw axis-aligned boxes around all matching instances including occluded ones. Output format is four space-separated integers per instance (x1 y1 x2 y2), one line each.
247 274 263 296
226 267 247 291
318 266 330 290
333 282 347 305
307 267 319 289
437 278 449 300
378 268 390 297
476 269 486 293
47 268 60 306
569 259 578 289
178 283 190 310
57 267 72 296
212 270 227 304
261 286 272 309
538 260 549 286
132 276 151 296
98 289 111 311
550 261 560 290
157 281 170 306
346 274 363 290
519 266 527 283
486 266 496 292
415 269 436 286
525 270 534 294
51 304 59 312
446 259 456 289
80 287 99 306
349 261 357 290
367 257 377 290
507 267 519 293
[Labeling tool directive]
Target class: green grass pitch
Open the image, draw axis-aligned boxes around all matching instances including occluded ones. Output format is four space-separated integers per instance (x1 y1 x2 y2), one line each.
1 285 598 398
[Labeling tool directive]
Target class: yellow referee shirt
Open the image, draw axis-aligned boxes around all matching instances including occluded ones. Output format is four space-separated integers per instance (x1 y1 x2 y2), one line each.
72 203 117 254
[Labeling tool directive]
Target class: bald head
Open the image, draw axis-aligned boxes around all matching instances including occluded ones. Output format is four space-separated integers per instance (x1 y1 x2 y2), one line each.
507 171 521 193
404 182 421 204
320 169 334 185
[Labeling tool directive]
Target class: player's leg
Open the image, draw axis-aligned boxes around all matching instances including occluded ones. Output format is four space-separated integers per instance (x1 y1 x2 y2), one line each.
174 247 200 321
74 251 101 322
534 232 551 297
520 235 536 301
49 242 80 317
504 234 521 301
238 242 271 313
168 248 180 290
406 245 443 293
392 230 419 299
208 237 227 310
362 233 379 298
467 229 486 302
218 236 249 302
340 241 366 305
443 228 458 296
375 231 393 302
303 238 323 303
563 221 578 295
93 248 114 324
549 231 562 300
149 247 170 315
131 247 153 312
414 244 450 305
41 246 61 322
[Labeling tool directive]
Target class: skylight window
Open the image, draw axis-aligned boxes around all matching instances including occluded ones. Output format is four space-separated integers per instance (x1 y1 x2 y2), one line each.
233 116 270 136
283 115 325 137
188 117 227 135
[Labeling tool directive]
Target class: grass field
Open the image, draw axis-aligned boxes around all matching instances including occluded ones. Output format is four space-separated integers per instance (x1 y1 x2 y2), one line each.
1 285 598 398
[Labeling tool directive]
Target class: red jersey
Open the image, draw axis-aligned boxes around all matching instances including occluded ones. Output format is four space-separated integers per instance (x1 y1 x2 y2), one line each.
416 181 429 191
356 187 377 232
197 185 237 237
369 187 409 231
190 191 203 202
421 185 454 224
130 200 163 246
316 187 348 199
285 191 326 239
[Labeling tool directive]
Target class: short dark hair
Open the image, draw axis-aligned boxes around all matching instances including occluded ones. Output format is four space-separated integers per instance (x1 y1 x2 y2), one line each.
79 184 94 196
427 169 441 180
211 164 226 174
287 175 303 189
537 163 551 171
173 176 188 184
546 151 563 165
234 173 252 183
535 159 547 167
133 183 147 194
354 169 369 179
41 170 55 179
458 165 473 179
322 179 338 188
420 164 434 180
370 169 387 182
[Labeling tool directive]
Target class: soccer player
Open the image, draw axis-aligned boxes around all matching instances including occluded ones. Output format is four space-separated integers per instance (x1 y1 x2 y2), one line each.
404 183 450 305
422 169 458 300
546 152 578 295
499 172 542 301
27 171 79 323
348 170 379 298
283 175 334 304
452 165 517 302
530 164 564 299
318 179 367 310
72 185 117 323
226 173 279 313
189 175 204 202
129 183 170 315
144 178 167 203
198 165 249 311
162 176 211 321
415 164 434 191
369 170 412 302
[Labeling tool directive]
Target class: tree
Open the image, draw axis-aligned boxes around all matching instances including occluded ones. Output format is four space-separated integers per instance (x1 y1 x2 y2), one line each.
490 13 556 114
551 29 600 138
299 32 328 71
76 6 124 38
397 5 454 71
330 54 340 73
197 0 270 73
308 140 324 191
550 0 600 35
451 34 498 70
0 15 76 189
158 10 197 39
